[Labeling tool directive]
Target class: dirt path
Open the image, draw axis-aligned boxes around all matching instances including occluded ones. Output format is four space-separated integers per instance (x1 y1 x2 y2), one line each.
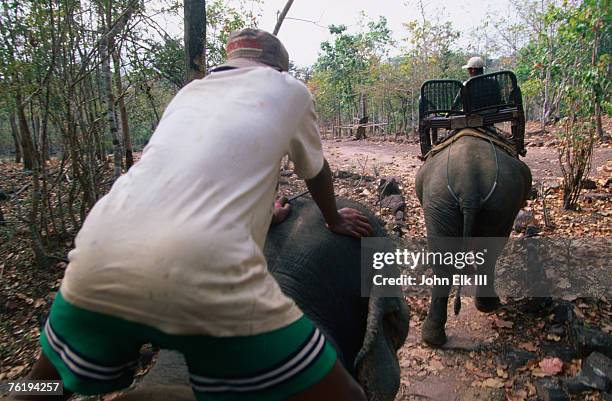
323 139 612 181
320 139 611 401
395 299 504 401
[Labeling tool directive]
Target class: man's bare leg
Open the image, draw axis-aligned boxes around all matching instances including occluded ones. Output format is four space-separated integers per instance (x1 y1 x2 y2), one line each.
287 361 366 401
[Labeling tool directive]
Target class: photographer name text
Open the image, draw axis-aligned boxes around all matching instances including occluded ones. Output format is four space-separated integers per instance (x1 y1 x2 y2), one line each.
373 274 488 287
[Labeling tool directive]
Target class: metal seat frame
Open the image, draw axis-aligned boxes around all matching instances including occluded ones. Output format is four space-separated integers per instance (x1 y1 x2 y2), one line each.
418 71 525 157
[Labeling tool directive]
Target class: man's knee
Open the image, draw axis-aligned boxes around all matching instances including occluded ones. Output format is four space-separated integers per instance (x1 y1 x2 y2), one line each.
344 380 367 401
288 361 366 401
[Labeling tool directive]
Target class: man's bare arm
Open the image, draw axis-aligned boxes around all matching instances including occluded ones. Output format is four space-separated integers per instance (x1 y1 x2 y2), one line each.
305 159 373 238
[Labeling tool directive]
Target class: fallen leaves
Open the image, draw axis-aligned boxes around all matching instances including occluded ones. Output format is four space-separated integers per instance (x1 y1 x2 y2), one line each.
505 388 528 401
481 377 505 388
33 298 46 308
525 381 537 396
425 359 444 373
15 292 34 305
518 342 538 352
496 366 509 379
491 315 514 329
1 365 26 380
531 357 564 377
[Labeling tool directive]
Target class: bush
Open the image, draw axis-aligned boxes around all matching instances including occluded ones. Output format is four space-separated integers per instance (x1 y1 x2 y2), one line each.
558 117 596 210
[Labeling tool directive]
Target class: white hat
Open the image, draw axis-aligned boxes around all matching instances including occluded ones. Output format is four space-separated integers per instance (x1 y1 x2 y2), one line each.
462 56 485 69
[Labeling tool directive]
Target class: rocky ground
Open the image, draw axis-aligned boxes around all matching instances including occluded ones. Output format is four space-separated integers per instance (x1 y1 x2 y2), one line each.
0 128 611 400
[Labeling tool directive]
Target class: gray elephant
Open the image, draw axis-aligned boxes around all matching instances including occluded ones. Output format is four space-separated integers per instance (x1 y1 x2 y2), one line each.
265 196 410 401
415 133 532 347
111 197 410 401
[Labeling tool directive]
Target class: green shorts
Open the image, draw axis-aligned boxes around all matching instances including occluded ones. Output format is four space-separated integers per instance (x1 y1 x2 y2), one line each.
40 291 337 401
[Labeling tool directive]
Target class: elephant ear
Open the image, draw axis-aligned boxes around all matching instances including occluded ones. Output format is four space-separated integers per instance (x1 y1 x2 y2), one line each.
354 296 410 401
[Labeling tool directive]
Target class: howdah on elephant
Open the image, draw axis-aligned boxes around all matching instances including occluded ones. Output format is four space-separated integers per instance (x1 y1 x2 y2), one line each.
111 196 410 401
416 132 532 347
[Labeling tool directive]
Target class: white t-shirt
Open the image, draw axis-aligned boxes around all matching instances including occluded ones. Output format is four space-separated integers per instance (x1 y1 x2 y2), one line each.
60 67 325 336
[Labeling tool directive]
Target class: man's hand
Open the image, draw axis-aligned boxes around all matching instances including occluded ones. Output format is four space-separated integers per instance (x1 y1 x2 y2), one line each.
271 197 291 225
327 208 373 239
304 159 374 239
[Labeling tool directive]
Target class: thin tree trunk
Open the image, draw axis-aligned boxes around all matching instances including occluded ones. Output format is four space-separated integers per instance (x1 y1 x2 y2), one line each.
591 23 604 139
29 106 39 154
145 83 161 127
99 0 136 179
542 64 550 130
9 113 22 163
410 92 415 134
101 36 122 179
107 3 124 171
184 0 206 84
273 0 294 35
15 89 37 171
113 47 133 169
38 92 51 162
595 103 603 138
541 28 554 130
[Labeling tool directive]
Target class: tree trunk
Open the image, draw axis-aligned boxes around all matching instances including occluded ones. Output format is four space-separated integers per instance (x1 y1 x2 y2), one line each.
184 0 206 84
273 0 294 35
15 89 37 171
541 29 554 129
99 0 136 179
29 166 50 269
360 92 367 120
591 22 604 139
542 64 551 130
410 93 415 134
355 93 368 140
113 47 133 169
595 103 603 139
9 113 22 163
145 83 161 128
101 36 122 178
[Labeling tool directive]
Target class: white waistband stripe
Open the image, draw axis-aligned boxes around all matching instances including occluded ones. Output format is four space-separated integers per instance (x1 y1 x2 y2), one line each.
190 329 327 392
44 321 137 381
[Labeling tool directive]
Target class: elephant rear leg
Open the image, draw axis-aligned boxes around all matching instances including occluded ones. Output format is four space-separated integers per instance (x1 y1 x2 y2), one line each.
421 204 462 347
472 209 517 313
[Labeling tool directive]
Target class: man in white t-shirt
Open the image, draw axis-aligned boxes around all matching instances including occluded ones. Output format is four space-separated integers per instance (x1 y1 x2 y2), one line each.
15 29 371 401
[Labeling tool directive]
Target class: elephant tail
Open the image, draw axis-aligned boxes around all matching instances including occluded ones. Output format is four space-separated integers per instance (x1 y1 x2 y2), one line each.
454 206 479 315
461 205 478 238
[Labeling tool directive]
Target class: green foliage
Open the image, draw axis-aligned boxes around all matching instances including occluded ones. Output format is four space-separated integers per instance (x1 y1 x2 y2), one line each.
311 16 392 123
518 0 612 210
118 1 262 147
403 18 461 73
148 37 186 89
555 0 610 117
514 0 610 121
310 12 468 134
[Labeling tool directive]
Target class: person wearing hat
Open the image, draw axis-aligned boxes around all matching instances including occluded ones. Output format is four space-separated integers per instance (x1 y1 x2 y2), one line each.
450 56 487 110
13 29 369 401
462 56 486 78
453 56 502 113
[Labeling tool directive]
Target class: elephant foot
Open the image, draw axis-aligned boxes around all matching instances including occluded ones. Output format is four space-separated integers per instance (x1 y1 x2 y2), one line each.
475 296 501 313
421 317 447 347
421 297 448 347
